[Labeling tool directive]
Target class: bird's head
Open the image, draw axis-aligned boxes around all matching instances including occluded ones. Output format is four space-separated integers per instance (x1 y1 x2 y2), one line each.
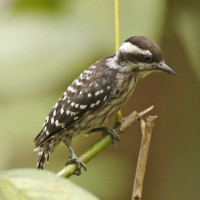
107 36 176 77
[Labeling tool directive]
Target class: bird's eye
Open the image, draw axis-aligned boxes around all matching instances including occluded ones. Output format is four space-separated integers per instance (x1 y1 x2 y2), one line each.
145 56 151 62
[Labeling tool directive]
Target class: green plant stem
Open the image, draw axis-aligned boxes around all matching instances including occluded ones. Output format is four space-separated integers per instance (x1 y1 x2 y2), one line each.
57 106 154 178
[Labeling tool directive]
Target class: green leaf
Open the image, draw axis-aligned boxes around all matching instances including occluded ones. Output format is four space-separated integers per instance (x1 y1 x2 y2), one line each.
0 168 99 200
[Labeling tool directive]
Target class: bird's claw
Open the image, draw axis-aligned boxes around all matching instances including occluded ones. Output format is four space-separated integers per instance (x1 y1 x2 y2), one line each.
102 127 120 144
65 156 87 176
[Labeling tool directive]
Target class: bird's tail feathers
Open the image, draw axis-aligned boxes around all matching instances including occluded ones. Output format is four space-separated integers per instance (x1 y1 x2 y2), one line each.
35 146 50 169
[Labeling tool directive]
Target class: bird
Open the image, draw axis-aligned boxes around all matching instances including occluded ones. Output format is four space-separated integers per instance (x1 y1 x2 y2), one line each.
34 36 175 175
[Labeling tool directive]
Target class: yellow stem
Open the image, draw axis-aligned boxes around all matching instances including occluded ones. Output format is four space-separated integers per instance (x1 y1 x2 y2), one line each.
114 0 120 51
114 0 122 122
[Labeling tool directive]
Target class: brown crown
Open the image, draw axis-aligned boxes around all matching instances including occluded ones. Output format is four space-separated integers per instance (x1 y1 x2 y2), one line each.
124 36 164 63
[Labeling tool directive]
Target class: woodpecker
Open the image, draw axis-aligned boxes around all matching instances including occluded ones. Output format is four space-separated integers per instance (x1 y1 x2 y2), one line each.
34 36 175 175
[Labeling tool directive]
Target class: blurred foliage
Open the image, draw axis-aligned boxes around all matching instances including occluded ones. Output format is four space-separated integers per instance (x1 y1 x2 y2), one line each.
0 169 99 200
11 0 65 14
175 9 200 81
0 0 199 200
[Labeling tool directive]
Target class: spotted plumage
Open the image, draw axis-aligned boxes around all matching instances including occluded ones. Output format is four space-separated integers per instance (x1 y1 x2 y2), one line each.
34 36 175 173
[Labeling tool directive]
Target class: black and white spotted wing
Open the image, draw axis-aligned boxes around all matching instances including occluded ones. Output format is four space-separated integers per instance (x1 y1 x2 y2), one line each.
34 61 117 146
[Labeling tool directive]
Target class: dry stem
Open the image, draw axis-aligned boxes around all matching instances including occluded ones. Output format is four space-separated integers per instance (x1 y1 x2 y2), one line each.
132 115 157 200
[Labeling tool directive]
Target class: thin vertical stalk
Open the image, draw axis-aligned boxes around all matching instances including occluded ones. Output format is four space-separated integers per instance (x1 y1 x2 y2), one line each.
114 0 122 123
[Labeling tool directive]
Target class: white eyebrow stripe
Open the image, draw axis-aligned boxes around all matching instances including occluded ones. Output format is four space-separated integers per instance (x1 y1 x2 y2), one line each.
119 42 152 56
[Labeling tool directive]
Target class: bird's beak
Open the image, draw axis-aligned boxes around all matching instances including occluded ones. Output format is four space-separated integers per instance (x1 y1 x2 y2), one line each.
156 62 176 75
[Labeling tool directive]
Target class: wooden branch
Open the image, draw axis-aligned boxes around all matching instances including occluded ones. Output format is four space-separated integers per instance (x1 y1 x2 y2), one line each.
120 106 154 131
132 115 157 200
57 106 154 178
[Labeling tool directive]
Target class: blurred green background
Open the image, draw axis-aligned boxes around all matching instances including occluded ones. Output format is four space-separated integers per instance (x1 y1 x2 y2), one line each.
0 0 200 199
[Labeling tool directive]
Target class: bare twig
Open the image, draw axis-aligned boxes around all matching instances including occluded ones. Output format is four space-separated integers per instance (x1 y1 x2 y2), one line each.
132 115 157 200
57 106 154 178
120 106 154 131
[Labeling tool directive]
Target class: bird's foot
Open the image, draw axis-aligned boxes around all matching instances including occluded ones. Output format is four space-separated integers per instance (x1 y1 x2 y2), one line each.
92 127 120 144
65 155 87 176
102 127 120 144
